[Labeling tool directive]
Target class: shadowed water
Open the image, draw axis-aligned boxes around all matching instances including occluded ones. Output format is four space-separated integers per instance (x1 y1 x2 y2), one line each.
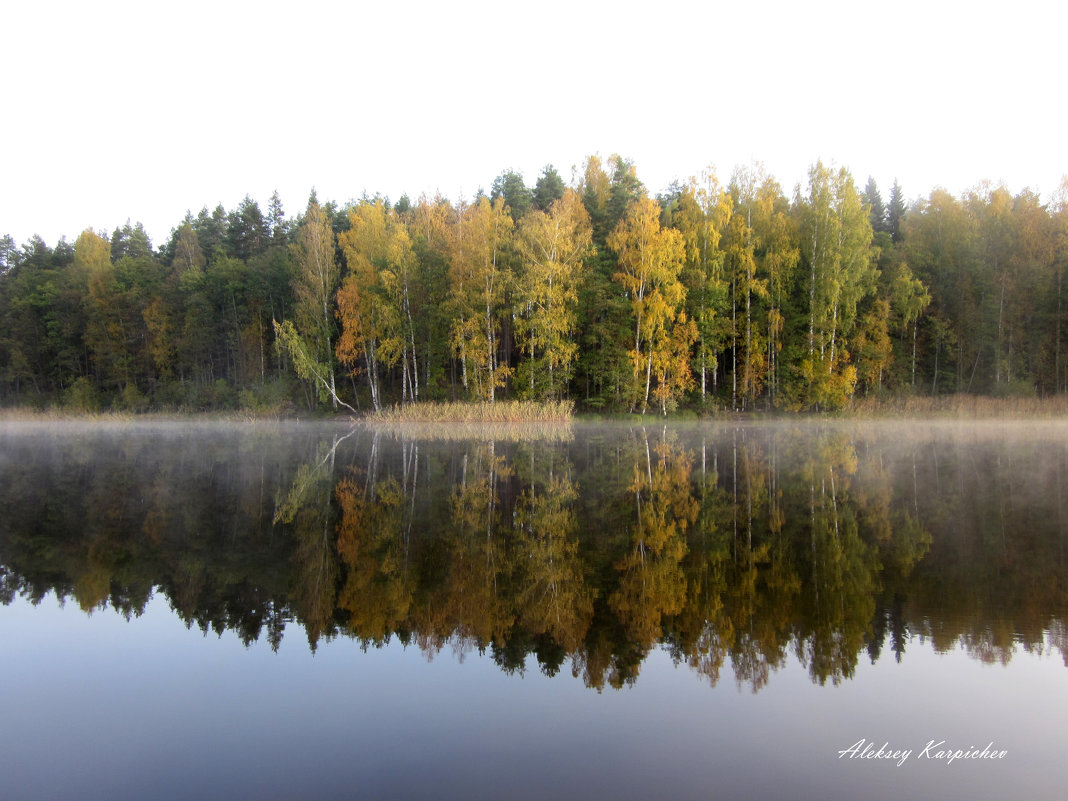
1 419 1066 799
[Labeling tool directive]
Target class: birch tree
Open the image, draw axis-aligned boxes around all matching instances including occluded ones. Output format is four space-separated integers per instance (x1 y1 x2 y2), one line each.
796 163 876 408
447 196 513 402
275 197 352 411
750 176 799 407
514 189 592 399
336 200 418 410
890 263 931 387
674 169 731 405
609 195 691 413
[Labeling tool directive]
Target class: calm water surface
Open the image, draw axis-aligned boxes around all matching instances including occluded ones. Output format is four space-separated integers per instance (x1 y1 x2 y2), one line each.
1 419 1066 800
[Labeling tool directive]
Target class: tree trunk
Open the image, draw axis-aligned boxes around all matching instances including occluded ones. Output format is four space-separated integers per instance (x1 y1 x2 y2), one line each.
911 318 918 387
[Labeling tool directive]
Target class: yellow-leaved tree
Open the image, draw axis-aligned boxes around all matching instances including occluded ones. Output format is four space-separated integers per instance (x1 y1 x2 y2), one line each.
513 188 592 400
794 163 875 410
674 169 731 406
274 196 354 412
608 195 694 414
335 199 416 410
447 197 514 402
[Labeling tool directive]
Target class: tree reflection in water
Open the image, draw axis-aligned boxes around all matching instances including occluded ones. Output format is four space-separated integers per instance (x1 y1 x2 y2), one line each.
2 420 1067 690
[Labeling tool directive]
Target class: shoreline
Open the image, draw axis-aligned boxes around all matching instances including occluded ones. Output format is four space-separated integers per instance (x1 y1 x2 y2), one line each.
4 393 1068 424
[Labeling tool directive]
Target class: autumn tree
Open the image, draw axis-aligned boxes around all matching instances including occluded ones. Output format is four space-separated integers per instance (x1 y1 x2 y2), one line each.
609 194 694 413
794 163 876 409
275 197 352 411
727 166 787 409
336 199 419 410
750 176 800 406
447 196 514 402
853 297 893 393
673 169 731 405
513 189 592 399
890 263 931 387
78 229 128 391
172 222 205 277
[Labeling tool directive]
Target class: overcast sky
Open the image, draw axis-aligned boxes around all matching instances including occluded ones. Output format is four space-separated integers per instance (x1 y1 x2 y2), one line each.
3 0 1065 247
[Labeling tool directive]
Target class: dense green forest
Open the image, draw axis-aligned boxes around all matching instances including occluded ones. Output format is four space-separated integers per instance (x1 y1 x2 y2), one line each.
2 156 1067 414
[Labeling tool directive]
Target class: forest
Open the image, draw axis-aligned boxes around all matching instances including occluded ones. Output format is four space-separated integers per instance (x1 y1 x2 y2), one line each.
2 155 1067 414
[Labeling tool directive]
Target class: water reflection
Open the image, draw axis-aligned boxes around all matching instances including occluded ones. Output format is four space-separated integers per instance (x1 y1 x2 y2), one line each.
2 420 1067 689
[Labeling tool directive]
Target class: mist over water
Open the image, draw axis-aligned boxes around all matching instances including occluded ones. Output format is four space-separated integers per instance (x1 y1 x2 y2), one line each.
1 419 1066 799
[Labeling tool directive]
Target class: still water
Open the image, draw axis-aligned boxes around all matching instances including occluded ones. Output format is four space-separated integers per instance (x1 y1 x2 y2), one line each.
1 419 1066 800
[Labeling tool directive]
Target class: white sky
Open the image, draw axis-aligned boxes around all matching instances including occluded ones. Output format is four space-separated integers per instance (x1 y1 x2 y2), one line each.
2 0 1065 248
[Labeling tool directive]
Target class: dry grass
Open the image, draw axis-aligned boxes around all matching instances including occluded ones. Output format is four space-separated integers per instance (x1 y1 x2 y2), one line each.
0 407 304 425
367 399 574 424
363 400 574 441
0 407 136 423
845 394 1068 419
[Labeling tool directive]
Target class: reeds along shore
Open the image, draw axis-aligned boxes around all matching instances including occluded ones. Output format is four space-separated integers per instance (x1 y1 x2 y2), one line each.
6 395 1068 425
365 400 574 423
843 394 1068 419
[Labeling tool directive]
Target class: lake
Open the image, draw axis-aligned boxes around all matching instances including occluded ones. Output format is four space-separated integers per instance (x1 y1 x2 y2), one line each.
1 418 1066 800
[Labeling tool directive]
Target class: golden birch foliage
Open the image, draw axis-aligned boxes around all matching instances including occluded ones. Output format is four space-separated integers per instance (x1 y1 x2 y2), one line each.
74 228 111 275
447 197 514 401
292 201 339 361
608 195 690 412
336 200 413 409
751 177 799 404
853 297 893 392
675 171 731 400
890 263 931 329
579 155 612 217
889 263 931 386
282 199 347 410
514 189 592 399
650 310 698 413
142 296 176 377
76 230 129 387
723 204 769 406
800 162 876 361
410 193 454 254
832 171 878 350
795 163 875 407
173 223 205 277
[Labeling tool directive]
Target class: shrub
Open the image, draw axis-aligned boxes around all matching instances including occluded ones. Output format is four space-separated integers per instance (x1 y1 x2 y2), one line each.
63 377 100 413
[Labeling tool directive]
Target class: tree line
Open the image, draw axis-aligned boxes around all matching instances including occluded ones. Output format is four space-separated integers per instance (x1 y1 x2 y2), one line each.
2 156 1067 413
